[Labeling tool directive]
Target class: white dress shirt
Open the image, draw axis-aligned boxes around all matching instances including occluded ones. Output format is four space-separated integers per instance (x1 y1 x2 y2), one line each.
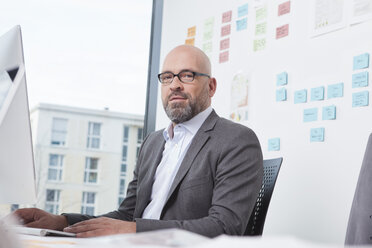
142 106 213 219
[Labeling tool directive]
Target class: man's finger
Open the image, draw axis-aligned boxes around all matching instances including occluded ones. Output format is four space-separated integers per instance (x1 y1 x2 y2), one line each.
64 223 103 233
67 217 109 228
25 220 44 228
76 229 106 238
13 209 37 224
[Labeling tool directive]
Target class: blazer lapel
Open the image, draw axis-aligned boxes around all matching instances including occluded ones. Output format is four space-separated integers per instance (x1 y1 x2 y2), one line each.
134 137 165 217
162 111 219 209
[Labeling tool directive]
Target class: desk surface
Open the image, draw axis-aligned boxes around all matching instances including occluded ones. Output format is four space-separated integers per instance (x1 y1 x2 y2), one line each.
18 229 207 248
16 229 346 248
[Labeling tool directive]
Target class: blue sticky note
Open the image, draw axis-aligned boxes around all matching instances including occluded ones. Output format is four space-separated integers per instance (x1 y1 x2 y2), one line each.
276 72 288 86
276 88 287 101
322 105 336 120
353 53 369 70
238 3 249 17
352 71 369 88
352 91 369 107
236 18 248 31
327 83 344 99
311 86 325 101
294 89 307 104
310 128 325 142
303 108 318 122
268 138 280 151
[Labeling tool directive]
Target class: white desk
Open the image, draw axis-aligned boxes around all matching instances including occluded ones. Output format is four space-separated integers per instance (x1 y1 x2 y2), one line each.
17 229 208 248
16 230 345 248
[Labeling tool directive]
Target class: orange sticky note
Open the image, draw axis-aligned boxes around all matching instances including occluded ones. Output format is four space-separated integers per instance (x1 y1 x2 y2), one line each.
185 38 195 46
187 26 196 37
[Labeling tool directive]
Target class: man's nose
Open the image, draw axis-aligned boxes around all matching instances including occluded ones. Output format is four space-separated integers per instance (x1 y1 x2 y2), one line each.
169 76 183 90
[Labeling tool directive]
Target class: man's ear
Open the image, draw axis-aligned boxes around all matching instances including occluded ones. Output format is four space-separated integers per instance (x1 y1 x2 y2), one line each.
208 77 217 97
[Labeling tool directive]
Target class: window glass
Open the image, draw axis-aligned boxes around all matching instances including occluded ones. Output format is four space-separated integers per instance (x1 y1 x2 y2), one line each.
84 158 98 183
51 118 68 146
45 189 60 214
47 154 63 181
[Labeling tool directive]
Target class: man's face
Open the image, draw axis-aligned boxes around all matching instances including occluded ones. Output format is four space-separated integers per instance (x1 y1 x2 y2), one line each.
161 47 213 124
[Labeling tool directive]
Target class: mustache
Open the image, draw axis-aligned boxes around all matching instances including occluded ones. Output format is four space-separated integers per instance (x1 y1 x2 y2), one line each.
166 92 190 101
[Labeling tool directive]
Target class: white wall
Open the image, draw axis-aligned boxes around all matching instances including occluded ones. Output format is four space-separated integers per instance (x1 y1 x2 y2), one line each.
155 0 372 244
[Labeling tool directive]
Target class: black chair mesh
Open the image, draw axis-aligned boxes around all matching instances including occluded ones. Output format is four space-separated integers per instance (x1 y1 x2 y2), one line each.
244 157 283 236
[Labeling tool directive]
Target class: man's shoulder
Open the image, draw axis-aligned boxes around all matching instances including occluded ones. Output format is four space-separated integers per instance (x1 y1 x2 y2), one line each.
206 115 259 147
145 129 164 142
215 116 254 135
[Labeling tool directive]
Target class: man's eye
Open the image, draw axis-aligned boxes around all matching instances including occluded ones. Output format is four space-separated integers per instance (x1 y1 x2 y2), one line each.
162 74 173 80
181 73 193 78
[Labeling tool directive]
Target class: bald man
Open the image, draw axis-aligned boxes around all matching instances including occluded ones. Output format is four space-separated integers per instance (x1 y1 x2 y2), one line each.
13 45 263 238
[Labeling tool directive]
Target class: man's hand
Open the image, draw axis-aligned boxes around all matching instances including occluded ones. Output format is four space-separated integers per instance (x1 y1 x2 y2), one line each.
12 208 68 231
63 217 136 238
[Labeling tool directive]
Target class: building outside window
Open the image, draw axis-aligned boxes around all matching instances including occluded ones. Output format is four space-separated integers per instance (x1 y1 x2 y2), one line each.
81 192 96 215
45 189 60 214
47 154 64 181
118 177 126 206
123 126 129 143
118 126 129 206
26 103 144 217
122 146 128 162
87 122 101 149
84 157 98 184
10 204 19 212
136 127 143 158
51 118 68 146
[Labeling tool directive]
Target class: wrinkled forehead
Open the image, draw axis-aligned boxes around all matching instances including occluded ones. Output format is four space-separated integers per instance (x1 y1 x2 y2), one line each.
162 46 211 74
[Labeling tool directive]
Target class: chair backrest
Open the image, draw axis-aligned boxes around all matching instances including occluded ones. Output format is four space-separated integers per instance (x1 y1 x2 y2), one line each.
244 157 283 236
345 133 372 246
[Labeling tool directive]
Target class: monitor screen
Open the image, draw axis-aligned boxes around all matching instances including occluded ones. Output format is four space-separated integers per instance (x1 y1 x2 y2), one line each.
0 26 36 204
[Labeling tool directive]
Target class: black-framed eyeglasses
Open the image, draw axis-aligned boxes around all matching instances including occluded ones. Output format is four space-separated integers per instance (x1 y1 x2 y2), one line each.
157 70 210 84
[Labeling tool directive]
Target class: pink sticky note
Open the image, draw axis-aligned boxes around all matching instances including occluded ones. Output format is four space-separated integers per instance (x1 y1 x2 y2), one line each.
219 51 229 63
278 1 291 16
276 24 289 39
221 24 231 37
220 38 230 50
222 10 232 23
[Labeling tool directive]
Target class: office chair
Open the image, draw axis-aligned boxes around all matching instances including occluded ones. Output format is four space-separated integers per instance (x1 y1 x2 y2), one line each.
244 157 283 236
345 133 372 246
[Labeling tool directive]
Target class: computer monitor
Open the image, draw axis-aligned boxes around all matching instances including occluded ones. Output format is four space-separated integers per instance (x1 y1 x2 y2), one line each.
0 26 36 204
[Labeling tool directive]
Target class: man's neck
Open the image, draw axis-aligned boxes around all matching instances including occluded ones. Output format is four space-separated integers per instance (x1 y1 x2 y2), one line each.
169 106 212 138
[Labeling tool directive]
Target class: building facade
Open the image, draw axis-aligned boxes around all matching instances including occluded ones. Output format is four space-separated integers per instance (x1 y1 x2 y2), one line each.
24 103 144 216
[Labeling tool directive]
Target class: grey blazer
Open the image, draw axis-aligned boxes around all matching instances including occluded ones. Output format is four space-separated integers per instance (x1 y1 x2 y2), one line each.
345 133 372 245
64 110 263 238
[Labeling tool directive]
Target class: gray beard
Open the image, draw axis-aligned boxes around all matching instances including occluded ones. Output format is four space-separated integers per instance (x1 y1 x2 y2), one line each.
165 102 194 124
163 86 210 124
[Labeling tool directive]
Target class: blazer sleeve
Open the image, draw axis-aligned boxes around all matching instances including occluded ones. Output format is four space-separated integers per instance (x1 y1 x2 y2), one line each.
135 127 263 238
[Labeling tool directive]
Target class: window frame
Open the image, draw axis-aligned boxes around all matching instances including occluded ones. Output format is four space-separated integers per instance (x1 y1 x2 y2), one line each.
87 122 101 149
47 154 64 182
81 191 96 215
51 118 68 146
84 157 99 184
45 189 61 214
